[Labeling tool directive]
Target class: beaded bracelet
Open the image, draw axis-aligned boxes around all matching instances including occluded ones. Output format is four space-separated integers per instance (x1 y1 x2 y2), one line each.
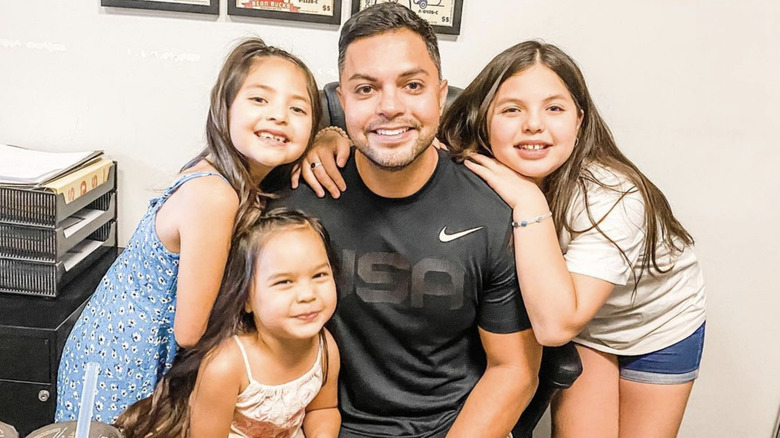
511 212 553 228
314 125 351 143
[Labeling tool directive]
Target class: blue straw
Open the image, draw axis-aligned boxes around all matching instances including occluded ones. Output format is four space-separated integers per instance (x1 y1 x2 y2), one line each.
76 362 100 438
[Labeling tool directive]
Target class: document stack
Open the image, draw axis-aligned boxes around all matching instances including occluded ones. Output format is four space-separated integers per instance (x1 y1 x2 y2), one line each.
0 144 117 298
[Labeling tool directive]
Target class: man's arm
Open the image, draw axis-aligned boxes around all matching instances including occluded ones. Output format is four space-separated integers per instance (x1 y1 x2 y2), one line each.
446 328 542 438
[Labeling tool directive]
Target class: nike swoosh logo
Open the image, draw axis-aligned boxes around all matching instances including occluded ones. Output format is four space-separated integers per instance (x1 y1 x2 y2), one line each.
439 226 484 243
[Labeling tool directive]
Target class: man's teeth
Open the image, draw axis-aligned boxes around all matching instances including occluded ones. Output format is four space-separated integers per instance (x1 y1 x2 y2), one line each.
519 144 547 151
376 128 408 136
259 132 287 143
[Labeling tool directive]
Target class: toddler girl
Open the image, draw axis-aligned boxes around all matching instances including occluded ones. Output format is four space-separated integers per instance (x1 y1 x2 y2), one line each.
117 209 340 438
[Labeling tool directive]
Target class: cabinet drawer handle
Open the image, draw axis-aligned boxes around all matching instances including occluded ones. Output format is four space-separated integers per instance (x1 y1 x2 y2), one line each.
38 390 50 402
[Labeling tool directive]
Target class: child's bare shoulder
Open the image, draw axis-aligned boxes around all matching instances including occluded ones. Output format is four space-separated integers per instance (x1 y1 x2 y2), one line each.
199 337 246 380
176 174 238 211
191 337 246 401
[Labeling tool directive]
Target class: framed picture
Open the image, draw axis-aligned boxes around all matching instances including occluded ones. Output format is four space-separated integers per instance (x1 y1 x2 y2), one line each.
351 0 463 35
101 0 219 15
228 0 341 25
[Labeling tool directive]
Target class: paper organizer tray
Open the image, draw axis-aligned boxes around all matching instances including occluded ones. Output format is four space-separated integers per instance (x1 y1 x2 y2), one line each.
0 163 116 228
0 191 115 262
0 221 117 298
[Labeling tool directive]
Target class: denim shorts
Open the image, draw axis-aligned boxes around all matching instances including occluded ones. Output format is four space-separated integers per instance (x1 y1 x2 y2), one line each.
617 322 705 384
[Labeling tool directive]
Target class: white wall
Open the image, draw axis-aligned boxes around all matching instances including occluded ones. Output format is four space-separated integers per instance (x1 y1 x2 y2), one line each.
1 1 778 436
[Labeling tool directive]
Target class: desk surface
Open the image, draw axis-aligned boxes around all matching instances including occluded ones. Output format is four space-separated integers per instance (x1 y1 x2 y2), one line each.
0 249 118 331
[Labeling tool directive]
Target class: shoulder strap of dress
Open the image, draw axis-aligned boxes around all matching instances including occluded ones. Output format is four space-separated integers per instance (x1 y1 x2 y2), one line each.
152 171 230 212
232 335 255 382
317 330 327 386
168 171 229 193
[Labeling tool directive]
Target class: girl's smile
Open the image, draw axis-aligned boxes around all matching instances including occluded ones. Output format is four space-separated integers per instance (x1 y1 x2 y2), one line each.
248 226 337 341
229 56 314 182
487 64 582 182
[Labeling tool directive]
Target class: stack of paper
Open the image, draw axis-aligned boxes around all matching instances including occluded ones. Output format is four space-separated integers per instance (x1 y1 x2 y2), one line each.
0 144 103 187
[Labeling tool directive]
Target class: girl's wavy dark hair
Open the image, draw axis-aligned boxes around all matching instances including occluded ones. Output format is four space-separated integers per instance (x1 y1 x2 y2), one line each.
115 209 338 437
182 37 322 237
440 40 693 280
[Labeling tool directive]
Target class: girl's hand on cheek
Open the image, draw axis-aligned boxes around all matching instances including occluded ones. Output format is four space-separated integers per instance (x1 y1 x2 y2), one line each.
463 153 543 209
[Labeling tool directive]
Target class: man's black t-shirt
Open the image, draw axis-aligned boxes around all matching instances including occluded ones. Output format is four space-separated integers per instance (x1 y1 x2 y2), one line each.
271 149 531 438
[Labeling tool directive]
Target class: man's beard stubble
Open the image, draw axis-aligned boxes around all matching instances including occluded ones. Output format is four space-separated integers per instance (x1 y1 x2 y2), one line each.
352 126 437 172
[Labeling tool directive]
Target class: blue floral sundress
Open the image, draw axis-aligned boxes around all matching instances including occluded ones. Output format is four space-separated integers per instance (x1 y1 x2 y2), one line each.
55 171 227 423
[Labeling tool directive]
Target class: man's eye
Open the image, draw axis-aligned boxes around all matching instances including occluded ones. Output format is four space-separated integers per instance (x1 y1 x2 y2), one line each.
356 85 374 95
406 82 423 91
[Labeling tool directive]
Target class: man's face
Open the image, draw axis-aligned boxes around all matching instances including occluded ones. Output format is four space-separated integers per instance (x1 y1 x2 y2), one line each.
338 29 447 170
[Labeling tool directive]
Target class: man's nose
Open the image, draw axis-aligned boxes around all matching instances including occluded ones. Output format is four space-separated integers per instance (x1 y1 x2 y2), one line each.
376 88 405 119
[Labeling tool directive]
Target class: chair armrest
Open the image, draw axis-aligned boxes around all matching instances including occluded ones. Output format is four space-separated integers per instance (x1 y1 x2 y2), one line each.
540 342 582 388
512 343 582 438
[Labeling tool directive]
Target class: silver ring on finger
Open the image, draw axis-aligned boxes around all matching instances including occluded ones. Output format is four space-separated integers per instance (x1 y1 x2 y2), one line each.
311 162 323 169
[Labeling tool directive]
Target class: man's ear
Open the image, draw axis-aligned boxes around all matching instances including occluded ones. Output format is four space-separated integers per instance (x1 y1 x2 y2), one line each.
337 85 344 109
438 79 449 114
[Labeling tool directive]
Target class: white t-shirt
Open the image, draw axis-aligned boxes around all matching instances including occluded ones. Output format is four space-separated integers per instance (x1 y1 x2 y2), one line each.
560 165 706 356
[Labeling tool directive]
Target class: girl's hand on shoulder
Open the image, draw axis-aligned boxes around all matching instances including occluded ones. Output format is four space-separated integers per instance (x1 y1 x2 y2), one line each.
291 128 351 199
463 153 542 209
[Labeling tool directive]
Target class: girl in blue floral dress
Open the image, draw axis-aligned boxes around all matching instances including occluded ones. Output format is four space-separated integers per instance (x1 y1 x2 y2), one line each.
55 37 322 423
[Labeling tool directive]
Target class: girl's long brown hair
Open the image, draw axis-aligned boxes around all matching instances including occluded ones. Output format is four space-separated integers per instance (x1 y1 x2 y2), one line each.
441 40 693 279
115 209 338 437
182 37 322 237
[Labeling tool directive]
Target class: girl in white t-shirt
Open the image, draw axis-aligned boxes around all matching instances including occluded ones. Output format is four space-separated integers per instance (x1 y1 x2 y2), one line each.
439 41 706 438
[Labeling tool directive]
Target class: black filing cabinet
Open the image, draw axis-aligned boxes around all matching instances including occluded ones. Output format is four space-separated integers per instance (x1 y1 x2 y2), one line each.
0 250 117 436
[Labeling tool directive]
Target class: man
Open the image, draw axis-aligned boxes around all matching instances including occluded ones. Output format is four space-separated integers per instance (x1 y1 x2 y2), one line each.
273 4 541 437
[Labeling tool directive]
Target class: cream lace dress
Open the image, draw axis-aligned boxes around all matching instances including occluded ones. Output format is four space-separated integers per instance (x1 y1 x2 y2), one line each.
229 336 324 438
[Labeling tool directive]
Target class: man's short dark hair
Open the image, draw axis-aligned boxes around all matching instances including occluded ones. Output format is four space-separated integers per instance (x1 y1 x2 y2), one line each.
338 3 442 79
